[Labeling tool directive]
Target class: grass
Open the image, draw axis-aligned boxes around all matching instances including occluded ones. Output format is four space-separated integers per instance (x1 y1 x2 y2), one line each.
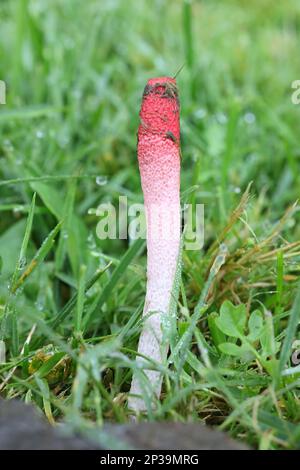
0 0 300 450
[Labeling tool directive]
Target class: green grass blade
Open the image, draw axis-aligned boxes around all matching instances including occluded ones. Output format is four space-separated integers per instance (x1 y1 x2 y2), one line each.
170 244 227 371
10 193 36 289
182 0 194 69
11 220 62 293
50 263 112 330
74 265 87 334
83 237 145 329
0 174 104 187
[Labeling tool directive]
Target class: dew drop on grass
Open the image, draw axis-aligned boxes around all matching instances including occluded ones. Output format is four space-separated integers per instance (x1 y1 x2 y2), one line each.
96 175 107 186
35 300 44 311
194 108 207 120
216 112 228 124
72 88 81 99
36 130 45 139
14 285 24 295
87 208 97 215
87 233 96 250
19 257 27 270
210 243 228 275
3 139 14 153
243 112 256 124
57 133 70 149
91 250 101 258
13 205 24 215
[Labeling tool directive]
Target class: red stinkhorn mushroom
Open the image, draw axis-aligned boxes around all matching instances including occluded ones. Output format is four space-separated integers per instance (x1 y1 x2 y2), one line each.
128 77 181 413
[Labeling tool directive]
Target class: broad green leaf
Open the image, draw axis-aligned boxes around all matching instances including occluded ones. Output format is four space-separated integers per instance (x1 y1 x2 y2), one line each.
215 300 247 337
31 181 87 276
260 327 280 359
208 312 226 349
248 309 264 341
0 220 26 276
219 342 251 357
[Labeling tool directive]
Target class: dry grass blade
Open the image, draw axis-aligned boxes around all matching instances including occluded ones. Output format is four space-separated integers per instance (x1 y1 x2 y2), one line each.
208 182 252 256
0 324 36 391
237 201 298 265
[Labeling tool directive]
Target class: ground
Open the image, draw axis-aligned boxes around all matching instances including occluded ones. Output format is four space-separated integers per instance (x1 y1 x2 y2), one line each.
0 0 300 450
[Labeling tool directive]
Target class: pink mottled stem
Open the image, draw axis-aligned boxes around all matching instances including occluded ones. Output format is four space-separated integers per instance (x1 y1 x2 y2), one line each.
128 77 181 414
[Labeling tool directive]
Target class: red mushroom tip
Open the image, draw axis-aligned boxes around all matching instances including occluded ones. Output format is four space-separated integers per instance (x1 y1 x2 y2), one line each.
138 76 180 143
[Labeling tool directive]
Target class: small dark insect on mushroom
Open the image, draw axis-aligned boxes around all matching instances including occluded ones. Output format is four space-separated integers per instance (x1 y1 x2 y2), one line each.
144 81 179 104
165 130 177 143
160 81 179 100
143 83 153 97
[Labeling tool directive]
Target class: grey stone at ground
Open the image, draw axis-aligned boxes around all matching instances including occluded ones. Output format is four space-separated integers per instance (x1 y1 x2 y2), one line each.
0 399 99 450
0 399 248 450
106 423 248 450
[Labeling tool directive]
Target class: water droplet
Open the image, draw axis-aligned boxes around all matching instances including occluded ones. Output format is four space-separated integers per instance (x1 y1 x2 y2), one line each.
13 205 24 215
244 112 256 124
15 155 23 165
3 139 14 152
216 112 228 124
91 250 100 258
19 257 27 270
87 233 96 250
88 208 97 215
36 130 45 139
180 307 189 317
72 88 82 100
194 108 207 120
287 218 295 228
96 176 107 186
234 187 241 194
35 300 44 311
59 137 70 148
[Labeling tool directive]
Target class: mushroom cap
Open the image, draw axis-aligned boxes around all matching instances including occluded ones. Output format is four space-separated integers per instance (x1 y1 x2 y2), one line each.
137 76 180 207
147 76 176 85
138 76 180 144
